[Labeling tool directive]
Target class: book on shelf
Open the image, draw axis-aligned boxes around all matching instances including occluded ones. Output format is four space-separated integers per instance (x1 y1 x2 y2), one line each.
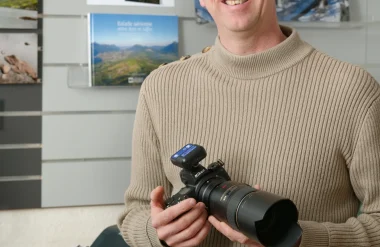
194 0 350 24
87 13 179 86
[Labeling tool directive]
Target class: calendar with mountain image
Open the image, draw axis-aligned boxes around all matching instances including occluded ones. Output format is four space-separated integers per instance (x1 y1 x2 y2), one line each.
87 13 179 86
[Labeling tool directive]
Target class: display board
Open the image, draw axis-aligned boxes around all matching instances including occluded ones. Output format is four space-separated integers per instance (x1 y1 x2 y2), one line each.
0 0 379 210
0 0 43 210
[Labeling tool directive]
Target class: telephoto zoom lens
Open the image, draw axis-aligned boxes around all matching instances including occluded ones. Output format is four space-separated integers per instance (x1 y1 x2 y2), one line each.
199 180 300 247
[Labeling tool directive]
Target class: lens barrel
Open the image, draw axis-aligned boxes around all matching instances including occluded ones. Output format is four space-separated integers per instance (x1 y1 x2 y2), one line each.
199 180 300 247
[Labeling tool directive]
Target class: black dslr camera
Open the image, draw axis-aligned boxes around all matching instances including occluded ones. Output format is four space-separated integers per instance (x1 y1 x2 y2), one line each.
165 144 302 247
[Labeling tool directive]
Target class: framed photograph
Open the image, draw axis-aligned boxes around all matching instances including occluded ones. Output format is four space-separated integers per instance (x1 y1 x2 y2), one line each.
0 33 41 85
0 0 41 29
194 0 350 24
88 13 179 86
87 0 175 7
194 0 214 24
276 0 350 22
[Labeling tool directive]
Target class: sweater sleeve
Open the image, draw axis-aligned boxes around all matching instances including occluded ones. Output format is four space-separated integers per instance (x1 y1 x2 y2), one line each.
298 96 380 247
117 85 172 247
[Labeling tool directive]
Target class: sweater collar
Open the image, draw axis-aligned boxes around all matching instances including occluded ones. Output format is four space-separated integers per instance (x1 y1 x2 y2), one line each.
208 25 314 80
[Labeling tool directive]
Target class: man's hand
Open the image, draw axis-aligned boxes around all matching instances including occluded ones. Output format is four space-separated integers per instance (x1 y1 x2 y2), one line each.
208 215 264 247
208 184 264 247
208 184 302 247
150 186 211 247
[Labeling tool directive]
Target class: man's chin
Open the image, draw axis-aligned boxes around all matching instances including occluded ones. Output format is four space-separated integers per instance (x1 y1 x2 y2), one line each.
222 21 255 33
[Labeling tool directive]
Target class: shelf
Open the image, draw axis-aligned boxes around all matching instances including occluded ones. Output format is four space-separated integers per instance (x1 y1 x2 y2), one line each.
67 65 91 89
64 62 380 89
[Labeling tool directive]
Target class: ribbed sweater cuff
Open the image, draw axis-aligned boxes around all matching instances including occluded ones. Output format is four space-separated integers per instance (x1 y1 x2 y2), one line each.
147 216 165 247
298 221 330 247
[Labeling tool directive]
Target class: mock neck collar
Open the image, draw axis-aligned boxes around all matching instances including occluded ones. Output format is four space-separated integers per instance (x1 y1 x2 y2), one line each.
207 25 314 80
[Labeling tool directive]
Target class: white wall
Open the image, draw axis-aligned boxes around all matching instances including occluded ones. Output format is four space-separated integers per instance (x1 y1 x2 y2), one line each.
1 0 379 247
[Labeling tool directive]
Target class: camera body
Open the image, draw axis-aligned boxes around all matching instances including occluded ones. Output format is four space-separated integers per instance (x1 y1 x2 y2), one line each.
165 158 231 209
165 144 233 209
165 144 302 247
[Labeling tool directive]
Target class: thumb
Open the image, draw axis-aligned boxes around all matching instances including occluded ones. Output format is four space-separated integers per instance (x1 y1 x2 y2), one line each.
150 186 165 215
254 184 260 190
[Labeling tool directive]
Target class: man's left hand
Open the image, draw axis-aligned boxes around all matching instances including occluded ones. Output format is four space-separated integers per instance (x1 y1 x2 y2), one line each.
208 215 264 247
208 184 302 247
208 184 264 247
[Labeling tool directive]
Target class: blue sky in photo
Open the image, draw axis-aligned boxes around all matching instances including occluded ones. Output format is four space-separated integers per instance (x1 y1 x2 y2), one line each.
89 13 178 47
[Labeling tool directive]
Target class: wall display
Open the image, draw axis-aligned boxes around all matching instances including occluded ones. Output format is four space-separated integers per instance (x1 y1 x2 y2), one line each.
194 0 213 24
0 0 39 29
0 33 40 84
276 0 350 22
87 13 179 86
87 0 175 7
194 0 350 24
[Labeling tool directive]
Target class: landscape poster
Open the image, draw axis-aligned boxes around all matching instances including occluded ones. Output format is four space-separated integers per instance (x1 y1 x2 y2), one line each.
87 0 174 7
0 0 39 29
88 13 179 86
276 0 350 22
194 0 350 24
0 33 40 84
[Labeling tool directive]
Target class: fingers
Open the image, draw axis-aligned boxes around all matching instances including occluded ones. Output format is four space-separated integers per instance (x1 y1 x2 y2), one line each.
163 205 208 246
174 220 211 247
151 197 196 228
208 216 262 247
208 216 245 241
157 202 206 241
254 184 260 190
208 216 229 237
150 186 165 216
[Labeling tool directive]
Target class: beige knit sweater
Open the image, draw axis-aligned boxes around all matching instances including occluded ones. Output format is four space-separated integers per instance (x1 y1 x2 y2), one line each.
118 26 380 247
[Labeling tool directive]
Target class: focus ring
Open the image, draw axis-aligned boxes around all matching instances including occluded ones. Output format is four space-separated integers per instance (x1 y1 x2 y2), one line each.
225 185 255 231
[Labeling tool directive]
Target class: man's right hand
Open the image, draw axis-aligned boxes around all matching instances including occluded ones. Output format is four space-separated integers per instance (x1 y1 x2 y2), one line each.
150 186 211 247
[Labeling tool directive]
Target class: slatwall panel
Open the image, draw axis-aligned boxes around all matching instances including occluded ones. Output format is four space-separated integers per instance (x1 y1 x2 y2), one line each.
0 0 43 209
42 113 134 160
0 85 42 111
42 67 140 112
42 160 131 207
0 180 41 210
2 0 378 210
0 149 41 177
40 0 224 207
39 0 380 207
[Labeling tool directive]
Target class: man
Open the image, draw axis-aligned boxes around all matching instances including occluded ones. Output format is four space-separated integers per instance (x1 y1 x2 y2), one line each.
117 0 380 246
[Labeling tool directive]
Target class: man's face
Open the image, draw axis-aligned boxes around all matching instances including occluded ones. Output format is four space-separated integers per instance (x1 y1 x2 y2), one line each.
199 0 275 33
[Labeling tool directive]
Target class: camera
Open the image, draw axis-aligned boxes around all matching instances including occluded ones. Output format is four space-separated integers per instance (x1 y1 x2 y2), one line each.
165 144 302 247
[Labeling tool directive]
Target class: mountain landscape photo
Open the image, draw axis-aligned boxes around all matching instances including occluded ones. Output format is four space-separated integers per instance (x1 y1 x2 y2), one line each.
88 13 179 86
90 41 178 86
0 0 39 29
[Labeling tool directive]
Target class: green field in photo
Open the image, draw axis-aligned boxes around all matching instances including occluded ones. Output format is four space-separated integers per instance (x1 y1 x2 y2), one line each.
0 0 38 11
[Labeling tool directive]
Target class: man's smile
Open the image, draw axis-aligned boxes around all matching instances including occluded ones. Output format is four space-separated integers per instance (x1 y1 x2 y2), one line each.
223 0 249 6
